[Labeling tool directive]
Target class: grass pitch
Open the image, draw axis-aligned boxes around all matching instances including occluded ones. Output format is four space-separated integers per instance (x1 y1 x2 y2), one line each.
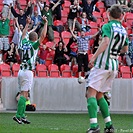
0 112 133 133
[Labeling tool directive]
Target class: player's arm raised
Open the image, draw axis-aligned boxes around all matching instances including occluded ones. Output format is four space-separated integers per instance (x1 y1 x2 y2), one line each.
21 16 31 40
39 16 48 44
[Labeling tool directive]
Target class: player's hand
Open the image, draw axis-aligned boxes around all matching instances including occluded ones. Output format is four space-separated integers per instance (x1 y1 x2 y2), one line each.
89 56 96 68
42 15 48 23
74 17 77 22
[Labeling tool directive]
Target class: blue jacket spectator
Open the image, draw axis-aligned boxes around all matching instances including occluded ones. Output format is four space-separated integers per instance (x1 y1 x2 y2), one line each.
31 10 42 27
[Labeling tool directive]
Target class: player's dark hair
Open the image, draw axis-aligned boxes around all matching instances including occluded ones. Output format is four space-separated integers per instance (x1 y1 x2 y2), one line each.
109 4 123 19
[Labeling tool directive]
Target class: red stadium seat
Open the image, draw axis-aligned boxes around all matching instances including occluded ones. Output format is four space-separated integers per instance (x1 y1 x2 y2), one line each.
54 31 60 44
48 64 60 77
61 10 68 25
12 63 20 77
90 27 98 34
36 64 48 77
102 12 109 23
99 21 106 28
0 63 11 77
72 64 78 77
54 20 64 26
60 64 72 77
92 11 103 25
89 21 98 27
62 1 71 13
125 12 133 26
96 1 106 14
120 66 132 78
96 1 105 8
19 0 27 5
61 31 71 45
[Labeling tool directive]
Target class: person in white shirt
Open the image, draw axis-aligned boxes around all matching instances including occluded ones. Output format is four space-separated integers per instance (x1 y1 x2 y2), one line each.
12 18 24 48
2 0 15 18
37 0 45 16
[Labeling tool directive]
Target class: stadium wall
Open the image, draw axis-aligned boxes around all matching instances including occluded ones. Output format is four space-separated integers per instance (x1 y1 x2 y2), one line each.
1 77 133 114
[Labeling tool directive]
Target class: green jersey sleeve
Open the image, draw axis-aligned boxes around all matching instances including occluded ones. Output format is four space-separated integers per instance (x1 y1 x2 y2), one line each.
22 38 28 44
22 39 40 50
124 37 129 46
32 40 40 50
102 23 111 38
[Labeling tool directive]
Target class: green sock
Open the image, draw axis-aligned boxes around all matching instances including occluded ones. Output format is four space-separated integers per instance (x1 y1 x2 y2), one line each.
16 96 26 118
87 97 98 129
22 101 26 118
97 97 112 128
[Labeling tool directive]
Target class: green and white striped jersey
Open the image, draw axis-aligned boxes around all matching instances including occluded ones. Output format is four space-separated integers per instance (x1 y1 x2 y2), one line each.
20 38 40 70
94 20 129 71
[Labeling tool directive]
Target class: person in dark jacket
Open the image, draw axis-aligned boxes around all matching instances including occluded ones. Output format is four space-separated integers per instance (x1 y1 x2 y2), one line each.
11 1 32 27
49 0 64 20
53 41 68 69
82 0 100 22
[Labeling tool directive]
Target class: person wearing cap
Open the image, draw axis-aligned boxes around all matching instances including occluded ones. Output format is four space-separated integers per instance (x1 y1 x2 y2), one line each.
0 5 11 63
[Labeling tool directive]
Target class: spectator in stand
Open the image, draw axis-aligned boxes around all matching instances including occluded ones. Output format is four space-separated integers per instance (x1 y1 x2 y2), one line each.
2 0 15 19
102 0 117 9
124 34 133 68
31 10 42 33
67 0 82 32
53 41 68 69
40 0 61 42
128 0 133 13
117 0 130 12
38 45 51 64
36 0 46 16
49 0 64 20
0 6 11 63
80 12 91 32
70 28 99 84
11 1 32 27
5 42 20 68
82 0 100 22
66 30 78 67
12 18 24 47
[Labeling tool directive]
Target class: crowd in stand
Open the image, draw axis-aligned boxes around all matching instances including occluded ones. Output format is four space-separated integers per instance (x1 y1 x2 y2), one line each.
0 0 133 78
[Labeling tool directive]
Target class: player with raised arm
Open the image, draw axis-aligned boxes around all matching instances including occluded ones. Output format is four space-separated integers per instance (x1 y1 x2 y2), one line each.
13 16 48 124
85 4 129 133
